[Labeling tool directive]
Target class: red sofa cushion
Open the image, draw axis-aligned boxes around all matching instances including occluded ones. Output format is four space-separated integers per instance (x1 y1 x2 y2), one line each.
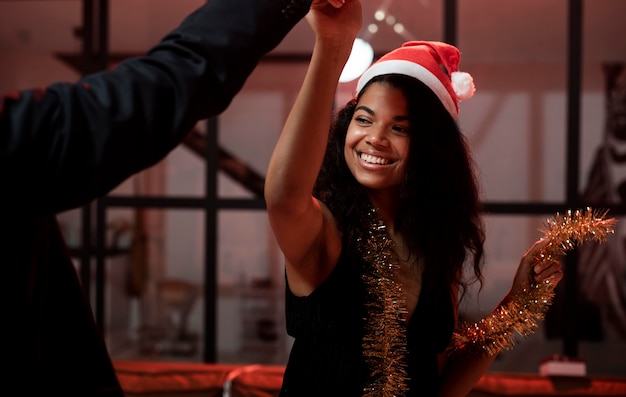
114 361 241 397
471 372 626 397
114 362 626 397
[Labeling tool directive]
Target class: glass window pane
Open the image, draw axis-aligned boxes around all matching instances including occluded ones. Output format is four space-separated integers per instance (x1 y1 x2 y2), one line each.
459 0 568 202
217 61 307 200
579 0 626 377
88 208 206 362
109 0 205 54
217 210 289 364
0 1 81 92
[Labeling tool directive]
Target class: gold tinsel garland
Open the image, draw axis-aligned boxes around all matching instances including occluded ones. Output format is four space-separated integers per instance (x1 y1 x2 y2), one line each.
358 207 410 397
451 207 617 357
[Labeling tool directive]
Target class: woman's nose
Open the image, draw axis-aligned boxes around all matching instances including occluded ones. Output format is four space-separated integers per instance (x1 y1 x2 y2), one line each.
366 127 389 147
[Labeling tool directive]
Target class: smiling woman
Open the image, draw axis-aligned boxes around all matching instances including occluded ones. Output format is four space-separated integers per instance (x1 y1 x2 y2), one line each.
264 1 566 396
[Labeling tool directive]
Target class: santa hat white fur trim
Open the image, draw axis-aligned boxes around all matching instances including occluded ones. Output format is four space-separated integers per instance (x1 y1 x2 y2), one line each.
357 59 459 120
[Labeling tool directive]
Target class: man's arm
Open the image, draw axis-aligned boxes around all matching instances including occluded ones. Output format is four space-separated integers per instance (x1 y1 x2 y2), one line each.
0 0 313 213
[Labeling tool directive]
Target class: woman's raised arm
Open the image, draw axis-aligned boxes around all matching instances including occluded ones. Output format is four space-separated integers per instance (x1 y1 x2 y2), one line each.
264 0 361 292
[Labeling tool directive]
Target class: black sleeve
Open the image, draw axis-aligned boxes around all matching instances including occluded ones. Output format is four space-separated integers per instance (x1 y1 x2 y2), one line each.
0 0 312 213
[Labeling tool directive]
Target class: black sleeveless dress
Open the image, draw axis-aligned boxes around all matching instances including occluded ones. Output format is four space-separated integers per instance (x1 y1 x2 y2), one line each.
279 248 455 396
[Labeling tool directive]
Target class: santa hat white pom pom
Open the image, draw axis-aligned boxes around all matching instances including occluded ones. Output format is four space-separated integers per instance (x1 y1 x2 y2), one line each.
451 71 475 101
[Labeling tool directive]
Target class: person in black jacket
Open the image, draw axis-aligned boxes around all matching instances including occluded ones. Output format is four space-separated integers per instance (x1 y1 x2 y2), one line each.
0 0 345 395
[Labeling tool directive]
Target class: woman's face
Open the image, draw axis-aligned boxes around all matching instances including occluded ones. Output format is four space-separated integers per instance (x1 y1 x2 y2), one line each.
344 82 411 195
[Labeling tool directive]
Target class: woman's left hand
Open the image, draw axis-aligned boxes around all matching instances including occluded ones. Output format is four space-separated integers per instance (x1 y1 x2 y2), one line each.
508 238 564 298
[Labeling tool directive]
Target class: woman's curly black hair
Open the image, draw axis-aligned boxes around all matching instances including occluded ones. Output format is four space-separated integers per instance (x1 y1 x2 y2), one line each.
313 73 485 299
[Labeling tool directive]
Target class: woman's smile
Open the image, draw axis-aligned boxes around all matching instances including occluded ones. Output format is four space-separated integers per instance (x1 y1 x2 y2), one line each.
359 151 395 166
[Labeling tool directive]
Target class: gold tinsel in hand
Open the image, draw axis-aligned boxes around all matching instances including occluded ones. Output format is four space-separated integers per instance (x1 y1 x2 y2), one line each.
537 207 616 260
358 207 409 397
451 207 616 357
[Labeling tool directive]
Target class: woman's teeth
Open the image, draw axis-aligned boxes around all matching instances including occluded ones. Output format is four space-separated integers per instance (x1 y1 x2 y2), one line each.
360 153 391 165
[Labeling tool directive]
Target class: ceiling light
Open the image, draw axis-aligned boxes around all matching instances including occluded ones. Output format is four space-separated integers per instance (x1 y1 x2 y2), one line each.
339 38 374 83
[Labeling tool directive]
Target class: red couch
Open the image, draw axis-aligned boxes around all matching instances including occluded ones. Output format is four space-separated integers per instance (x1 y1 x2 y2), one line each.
113 361 626 397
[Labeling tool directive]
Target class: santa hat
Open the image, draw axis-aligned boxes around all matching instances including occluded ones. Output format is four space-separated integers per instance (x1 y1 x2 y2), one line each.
356 41 475 120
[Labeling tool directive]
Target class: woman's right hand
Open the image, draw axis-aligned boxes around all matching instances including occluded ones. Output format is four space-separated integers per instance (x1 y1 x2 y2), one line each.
307 0 362 46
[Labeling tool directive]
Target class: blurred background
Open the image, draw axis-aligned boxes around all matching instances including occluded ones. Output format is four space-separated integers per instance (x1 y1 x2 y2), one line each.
1 0 625 376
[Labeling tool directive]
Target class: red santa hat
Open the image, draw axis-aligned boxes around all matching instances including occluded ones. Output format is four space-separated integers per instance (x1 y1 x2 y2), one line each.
356 41 475 120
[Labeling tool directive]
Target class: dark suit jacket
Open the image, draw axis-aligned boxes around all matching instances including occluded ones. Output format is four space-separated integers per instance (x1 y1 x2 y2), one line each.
0 0 311 394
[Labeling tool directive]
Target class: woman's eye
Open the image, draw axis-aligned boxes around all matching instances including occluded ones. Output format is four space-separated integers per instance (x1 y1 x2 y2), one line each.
355 116 371 125
393 125 411 135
